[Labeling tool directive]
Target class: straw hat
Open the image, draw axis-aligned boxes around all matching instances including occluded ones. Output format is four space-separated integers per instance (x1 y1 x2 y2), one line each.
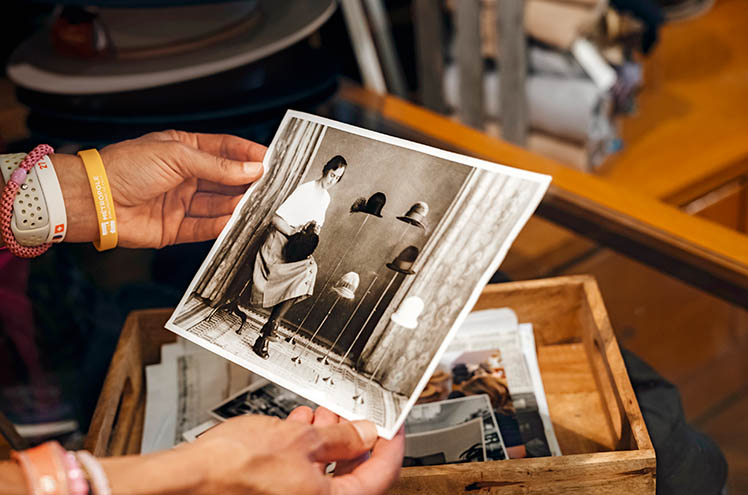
332 271 360 299
386 245 419 275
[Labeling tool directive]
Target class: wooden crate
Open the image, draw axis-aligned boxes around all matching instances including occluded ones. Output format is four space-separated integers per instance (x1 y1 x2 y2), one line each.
86 275 655 494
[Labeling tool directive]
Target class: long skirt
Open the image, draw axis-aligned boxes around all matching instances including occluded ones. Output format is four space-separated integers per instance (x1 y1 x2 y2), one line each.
250 228 317 308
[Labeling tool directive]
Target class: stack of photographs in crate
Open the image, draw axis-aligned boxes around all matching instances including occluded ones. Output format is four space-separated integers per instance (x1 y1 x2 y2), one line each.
165 110 551 439
404 307 562 465
141 337 255 452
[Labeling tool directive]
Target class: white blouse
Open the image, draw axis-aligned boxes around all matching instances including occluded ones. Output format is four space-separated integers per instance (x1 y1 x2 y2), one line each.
274 180 330 228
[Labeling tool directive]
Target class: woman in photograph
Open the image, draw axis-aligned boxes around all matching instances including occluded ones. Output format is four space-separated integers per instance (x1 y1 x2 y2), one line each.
248 154 347 359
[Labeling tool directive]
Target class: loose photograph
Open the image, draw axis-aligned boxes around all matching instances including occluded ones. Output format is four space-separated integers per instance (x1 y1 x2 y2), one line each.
166 110 550 438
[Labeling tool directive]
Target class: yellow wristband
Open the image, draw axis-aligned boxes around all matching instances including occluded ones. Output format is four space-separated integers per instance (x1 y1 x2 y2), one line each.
78 149 118 251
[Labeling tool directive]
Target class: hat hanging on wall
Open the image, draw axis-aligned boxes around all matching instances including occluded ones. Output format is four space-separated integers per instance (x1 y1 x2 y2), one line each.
350 192 386 217
332 272 360 300
396 201 429 230
386 246 419 275
390 296 424 329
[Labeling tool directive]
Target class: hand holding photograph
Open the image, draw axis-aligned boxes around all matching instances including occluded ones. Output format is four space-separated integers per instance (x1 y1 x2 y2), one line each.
165 110 550 438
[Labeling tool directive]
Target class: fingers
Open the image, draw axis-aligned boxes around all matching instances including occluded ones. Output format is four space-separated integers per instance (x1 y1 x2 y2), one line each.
332 418 369 476
329 426 405 495
175 144 263 186
287 406 314 424
175 215 232 244
188 193 242 218
148 130 267 163
310 420 378 463
312 407 340 427
194 132 267 163
197 180 250 195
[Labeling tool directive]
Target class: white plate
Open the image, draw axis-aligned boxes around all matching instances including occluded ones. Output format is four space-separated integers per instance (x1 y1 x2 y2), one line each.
8 0 336 95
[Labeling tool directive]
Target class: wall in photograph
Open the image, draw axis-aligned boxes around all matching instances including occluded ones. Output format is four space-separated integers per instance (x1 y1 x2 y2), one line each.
275 126 470 361
361 170 544 396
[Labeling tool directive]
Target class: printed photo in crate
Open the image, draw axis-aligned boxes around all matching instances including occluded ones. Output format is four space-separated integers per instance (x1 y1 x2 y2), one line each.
403 418 486 467
211 379 315 421
166 110 550 438
446 349 554 458
406 394 507 463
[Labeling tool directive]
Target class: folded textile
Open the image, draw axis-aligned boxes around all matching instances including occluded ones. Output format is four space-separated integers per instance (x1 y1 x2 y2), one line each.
447 0 607 57
444 64 615 144
525 0 605 50
529 46 586 78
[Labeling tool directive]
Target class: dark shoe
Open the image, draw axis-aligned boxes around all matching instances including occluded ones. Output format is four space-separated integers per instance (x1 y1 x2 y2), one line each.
252 337 269 359
260 319 280 342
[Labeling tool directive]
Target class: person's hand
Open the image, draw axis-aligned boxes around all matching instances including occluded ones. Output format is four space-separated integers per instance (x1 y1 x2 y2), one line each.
186 407 404 495
301 220 321 235
52 130 265 248
284 406 405 494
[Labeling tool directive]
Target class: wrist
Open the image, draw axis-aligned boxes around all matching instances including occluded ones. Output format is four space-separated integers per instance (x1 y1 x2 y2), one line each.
100 446 206 495
50 153 99 243
0 461 27 495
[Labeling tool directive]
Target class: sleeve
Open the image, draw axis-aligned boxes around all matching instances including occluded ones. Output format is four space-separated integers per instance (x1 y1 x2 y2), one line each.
316 192 331 227
274 185 304 227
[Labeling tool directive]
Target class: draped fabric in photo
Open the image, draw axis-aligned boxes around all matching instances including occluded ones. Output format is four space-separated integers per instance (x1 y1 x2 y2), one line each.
192 118 326 305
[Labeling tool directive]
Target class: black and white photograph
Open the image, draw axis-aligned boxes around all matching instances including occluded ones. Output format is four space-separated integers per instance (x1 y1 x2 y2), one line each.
403 418 486 467
211 380 315 421
406 394 507 462
166 110 550 438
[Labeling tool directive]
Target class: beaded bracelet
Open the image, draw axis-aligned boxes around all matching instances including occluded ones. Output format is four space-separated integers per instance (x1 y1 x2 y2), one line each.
76 451 112 495
0 145 55 258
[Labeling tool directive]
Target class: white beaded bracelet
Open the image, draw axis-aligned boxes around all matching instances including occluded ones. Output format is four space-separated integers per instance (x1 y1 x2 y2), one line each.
75 451 112 495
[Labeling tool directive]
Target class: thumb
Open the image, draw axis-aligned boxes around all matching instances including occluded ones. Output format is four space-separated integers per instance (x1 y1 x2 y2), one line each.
177 144 263 186
310 420 378 463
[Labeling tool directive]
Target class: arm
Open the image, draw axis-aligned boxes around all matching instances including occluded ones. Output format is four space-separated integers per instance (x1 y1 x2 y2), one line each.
270 214 296 237
0 411 404 495
1 131 266 250
0 448 204 495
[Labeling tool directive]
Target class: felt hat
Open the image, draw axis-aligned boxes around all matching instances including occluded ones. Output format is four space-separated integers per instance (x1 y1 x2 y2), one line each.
332 271 360 299
386 245 419 275
350 192 386 217
396 201 429 230
390 296 424 329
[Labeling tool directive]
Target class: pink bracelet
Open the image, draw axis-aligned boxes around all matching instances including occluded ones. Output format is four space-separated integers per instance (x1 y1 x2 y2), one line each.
0 144 54 258
75 451 111 495
11 441 69 495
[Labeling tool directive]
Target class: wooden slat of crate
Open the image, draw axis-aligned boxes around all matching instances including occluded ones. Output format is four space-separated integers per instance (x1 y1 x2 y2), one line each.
85 276 655 493
394 277 654 493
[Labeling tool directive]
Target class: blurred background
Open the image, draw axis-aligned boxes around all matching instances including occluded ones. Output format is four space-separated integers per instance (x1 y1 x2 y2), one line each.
1 0 745 492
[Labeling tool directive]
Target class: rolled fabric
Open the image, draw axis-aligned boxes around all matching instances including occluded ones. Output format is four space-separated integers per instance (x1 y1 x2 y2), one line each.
444 64 614 144
529 46 586 78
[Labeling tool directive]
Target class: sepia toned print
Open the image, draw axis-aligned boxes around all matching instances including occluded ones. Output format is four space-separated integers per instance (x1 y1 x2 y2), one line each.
166 111 550 438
